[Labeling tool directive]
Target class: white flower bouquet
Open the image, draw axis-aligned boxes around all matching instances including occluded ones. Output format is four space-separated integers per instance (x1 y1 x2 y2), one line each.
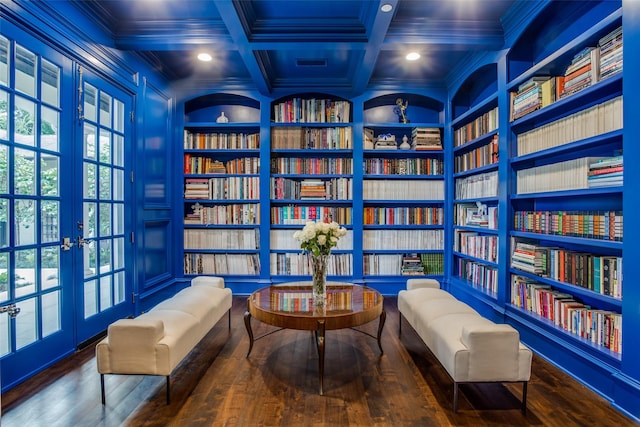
293 221 348 257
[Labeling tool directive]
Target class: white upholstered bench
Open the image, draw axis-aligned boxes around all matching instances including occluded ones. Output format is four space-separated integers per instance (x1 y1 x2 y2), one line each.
96 276 232 404
398 278 532 413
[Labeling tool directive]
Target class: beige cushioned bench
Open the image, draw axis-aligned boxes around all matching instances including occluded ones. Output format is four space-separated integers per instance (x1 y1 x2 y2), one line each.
398 278 532 413
96 276 232 404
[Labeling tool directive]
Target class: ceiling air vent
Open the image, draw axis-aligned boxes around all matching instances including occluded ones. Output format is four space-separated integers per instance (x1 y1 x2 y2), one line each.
296 58 327 67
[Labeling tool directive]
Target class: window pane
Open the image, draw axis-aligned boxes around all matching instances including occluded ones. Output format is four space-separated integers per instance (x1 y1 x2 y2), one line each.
113 99 124 132
99 275 112 311
99 128 110 163
100 238 111 273
14 147 36 195
41 153 59 196
84 279 97 318
41 246 59 291
100 92 112 127
14 96 36 146
0 36 9 87
113 168 124 201
42 290 60 337
113 202 124 234
15 199 36 246
15 45 36 97
16 297 37 349
114 270 125 304
83 162 96 198
0 143 7 192
113 237 124 270
41 58 60 107
100 202 111 236
0 198 8 248
83 122 96 160
0 90 8 141
41 107 59 151
0 310 9 357
15 248 35 297
99 165 111 199
84 83 97 122
113 134 124 167
41 200 58 243
0 252 8 302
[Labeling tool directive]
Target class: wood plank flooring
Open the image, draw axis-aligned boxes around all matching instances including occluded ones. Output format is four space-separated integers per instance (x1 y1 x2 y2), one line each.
1 296 637 426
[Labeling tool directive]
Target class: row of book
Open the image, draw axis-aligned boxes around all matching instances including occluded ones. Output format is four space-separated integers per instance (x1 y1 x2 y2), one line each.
588 155 623 188
454 134 499 173
184 177 260 200
454 231 498 263
184 155 260 175
513 210 622 242
267 289 356 313
516 96 622 156
411 127 442 150
184 253 260 275
362 179 444 201
455 202 498 229
363 157 443 176
453 106 498 147
363 206 444 226
362 229 444 250
270 177 352 200
270 229 353 251
184 202 260 225
184 131 260 150
456 259 498 294
272 98 351 123
454 170 498 199
271 157 353 175
511 240 622 299
271 127 353 150
516 156 622 194
271 206 352 225
510 26 622 122
269 253 353 276
510 275 621 354
184 228 260 250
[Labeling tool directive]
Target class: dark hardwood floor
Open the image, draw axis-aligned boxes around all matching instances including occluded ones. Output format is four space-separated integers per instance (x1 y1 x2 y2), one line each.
1 296 637 426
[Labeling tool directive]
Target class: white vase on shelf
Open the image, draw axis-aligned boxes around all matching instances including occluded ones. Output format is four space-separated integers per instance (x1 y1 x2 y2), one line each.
216 112 229 123
399 135 411 150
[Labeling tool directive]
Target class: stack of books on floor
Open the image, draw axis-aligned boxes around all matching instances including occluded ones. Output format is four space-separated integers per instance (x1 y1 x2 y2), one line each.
599 26 623 80
588 155 623 188
412 127 442 150
559 46 600 99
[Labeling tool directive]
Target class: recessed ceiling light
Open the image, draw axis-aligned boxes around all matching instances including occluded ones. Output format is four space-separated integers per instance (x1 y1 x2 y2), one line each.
197 53 212 62
406 52 421 61
381 4 393 12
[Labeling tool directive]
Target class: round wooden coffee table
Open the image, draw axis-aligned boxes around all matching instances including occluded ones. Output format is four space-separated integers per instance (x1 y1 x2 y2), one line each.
244 281 385 394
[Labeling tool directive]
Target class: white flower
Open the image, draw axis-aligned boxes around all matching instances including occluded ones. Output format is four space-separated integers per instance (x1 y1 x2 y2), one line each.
317 235 327 245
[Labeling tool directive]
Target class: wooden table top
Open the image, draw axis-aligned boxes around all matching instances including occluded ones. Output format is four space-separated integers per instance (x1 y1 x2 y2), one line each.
247 281 384 331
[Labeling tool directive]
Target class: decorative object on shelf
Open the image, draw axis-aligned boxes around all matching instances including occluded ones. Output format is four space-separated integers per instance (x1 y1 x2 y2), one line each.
216 112 229 123
399 135 411 150
374 133 397 150
394 98 410 123
293 221 348 307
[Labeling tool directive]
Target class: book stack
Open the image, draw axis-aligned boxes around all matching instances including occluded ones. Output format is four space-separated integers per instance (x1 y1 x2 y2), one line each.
374 134 397 149
510 76 550 121
299 179 326 199
184 178 210 199
588 155 623 188
412 127 442 150
401 253 425 275
560 47 600 99
599 26 623 81
511 240 549 276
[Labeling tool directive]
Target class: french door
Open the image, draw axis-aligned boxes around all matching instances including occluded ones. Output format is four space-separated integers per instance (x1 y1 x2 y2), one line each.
0 29 134 390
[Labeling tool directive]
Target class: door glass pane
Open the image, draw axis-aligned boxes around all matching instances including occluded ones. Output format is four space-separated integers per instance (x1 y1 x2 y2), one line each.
113 203 124 234
0 90 8 141
0 252 8 302
99 92 112 127
0 36 9 87
113 99 124 132
41 246 59 291
15 297 36 349
113 169 124 201
83 163 96 198
99 129 110 163
113 134 124 167
14 199 36 246
100 238 111 273
100 202 111 236
83 123 96 160
84 83 97 122
14 45 36 97
14 147 35 195
14 96 36 146
40 107 59 151
83 279 97 318
99 165 111 199
0 143 7 191
41 59 60 108
0 310 8 356
99 275 111 310
40 153 59 196
15 248 35 297
114 237 124 270
84 201 97 241
0 198 8 248
41 200 58 243
42 290 60 337
114 270 125 304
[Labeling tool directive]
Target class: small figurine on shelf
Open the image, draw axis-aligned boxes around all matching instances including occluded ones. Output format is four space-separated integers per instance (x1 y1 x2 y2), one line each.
216 111 229 123
399 134 411 150
394 98 410 123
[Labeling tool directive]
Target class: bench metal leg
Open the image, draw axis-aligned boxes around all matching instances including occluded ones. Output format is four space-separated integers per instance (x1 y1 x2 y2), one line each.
522 381 528 414
228 309 231 330
101 374 106 405
166 376 171 404
453 382 459 413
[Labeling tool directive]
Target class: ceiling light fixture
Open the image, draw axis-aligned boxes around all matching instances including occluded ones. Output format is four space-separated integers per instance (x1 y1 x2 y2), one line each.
406 52 421 61
380 4 393 12
197 53 212 62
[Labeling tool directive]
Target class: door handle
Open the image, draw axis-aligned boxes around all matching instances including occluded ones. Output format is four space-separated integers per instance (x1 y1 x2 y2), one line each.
0 303 21 318
77 236 94 247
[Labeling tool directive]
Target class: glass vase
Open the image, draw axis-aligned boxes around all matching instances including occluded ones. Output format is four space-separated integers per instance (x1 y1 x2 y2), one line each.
310 254 328 308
